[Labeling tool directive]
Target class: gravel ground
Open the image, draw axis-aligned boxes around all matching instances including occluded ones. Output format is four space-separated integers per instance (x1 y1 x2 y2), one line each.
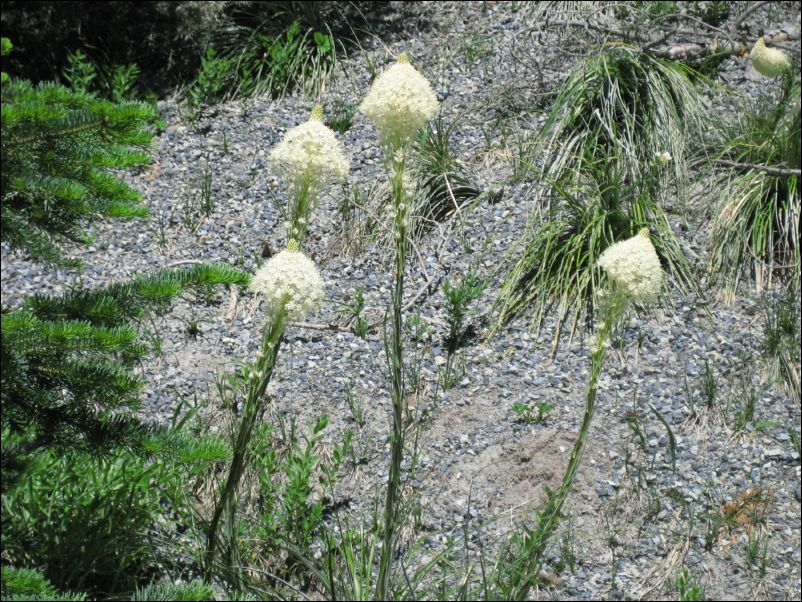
2 2 800 600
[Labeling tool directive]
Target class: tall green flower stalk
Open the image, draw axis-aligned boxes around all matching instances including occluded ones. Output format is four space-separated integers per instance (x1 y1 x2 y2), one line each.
204 240 325 584
500 229 664 599
204 106 346 583
204 303 288 583
359 53 439 599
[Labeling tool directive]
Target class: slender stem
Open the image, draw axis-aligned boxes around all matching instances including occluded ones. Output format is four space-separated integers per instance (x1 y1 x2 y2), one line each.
376 152 408 600
290 176 314 244
204 307 287 583
510 293 626 600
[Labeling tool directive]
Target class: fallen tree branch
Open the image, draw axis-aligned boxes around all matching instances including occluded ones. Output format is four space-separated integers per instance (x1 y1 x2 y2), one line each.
716 159 801 177
524 15 799 61
729 1 773 34
650 28 799 59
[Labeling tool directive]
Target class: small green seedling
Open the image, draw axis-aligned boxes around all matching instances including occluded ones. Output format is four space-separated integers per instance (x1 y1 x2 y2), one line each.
512 401 553 425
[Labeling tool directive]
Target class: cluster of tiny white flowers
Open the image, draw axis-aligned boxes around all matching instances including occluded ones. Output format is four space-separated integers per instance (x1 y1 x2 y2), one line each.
656 151 672 165
750 37 791 77
249 244 325 321
359 53 440 148
598 228 664 304
269 107 349 187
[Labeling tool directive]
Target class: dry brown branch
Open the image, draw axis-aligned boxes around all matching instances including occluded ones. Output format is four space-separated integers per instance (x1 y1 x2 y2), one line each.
716 159 802 177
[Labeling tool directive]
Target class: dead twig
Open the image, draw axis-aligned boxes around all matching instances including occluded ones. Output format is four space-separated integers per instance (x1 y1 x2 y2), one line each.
715 159 802 178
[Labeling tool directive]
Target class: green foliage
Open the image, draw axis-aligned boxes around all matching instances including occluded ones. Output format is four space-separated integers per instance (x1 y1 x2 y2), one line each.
443 266 486 356
413 117 481 235
440 265 486 391
726 358 768 432
1 55 156 266
339 287 369 339
512 401 553 425
106 63 142 103
132 581 216 601
701 359 719 409
1 264 248 470
327 98 356 133
1 566 86 601
706 73 801 296
197 17 337 104
1 448 179 595
62 49 142 102
761 290 801 404
615 1 679 21
674 567 705 601
62 49 97 93
493 46 703 346
199 158 214 215
1 387 226 598
253 415 329 570
187 48 236 108
688 1 730 26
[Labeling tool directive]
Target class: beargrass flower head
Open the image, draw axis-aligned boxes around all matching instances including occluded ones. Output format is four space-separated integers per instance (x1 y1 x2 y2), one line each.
598 228 664 304
656 151 672 165
269 105 350 188
750 37 791 77
249 239 324 320
359 53 440 149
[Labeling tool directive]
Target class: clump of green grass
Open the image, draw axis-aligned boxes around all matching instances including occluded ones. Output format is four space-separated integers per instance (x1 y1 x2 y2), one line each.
344 116 481 252
493 45 705 347
327 98 356 133
761 290 801 404
521 44 706 194
494 156 691 348
186 13 338 107
412 116 481 235
706 73 800 298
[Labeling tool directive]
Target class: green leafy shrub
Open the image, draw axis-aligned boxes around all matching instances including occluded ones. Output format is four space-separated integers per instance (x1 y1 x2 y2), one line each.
186 48 236 108
1 567 86 601
1 450 176 594
63 48 141 101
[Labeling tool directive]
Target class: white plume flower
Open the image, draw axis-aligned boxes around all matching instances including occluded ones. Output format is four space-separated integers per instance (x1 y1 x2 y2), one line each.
359 53 439 148
249 241 324 320
269 105 349 188
598 229 664 304
750 37 791 77
656 151 672 165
